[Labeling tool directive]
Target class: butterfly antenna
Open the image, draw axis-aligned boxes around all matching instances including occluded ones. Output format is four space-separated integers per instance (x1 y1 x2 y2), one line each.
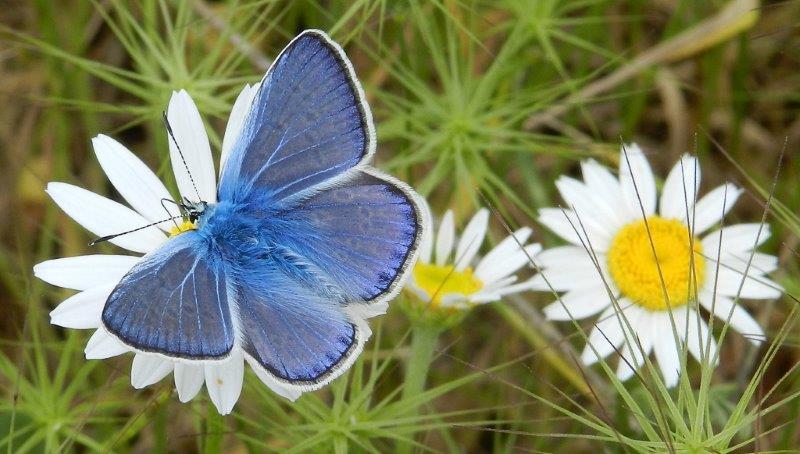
162 111 202 202
160 198 184 230
89 215 183 246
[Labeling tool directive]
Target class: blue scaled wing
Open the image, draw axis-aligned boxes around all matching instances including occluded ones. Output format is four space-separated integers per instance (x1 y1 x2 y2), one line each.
275 169 422 304
237 170 422 387
101 232 235 359
237 265 365 386
218 29 374 205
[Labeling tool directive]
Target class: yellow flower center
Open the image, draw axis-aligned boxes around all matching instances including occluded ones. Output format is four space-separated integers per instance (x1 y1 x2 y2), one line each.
412 263 484 307
607 217 705 311
168 220 197 237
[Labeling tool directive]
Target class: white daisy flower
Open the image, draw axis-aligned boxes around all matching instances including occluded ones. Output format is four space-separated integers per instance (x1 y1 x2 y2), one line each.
532 144 783 387
406 202 541 310
32 84 305 414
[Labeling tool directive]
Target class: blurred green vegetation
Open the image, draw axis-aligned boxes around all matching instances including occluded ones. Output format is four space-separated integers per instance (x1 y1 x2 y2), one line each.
2 0 800 451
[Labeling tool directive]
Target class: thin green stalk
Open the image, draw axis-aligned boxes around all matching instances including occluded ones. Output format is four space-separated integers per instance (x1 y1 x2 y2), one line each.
204 405 225 454
402 323 443 401
399 322 443 452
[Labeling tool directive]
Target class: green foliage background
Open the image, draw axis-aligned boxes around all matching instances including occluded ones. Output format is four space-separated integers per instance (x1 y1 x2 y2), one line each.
2 0 800 451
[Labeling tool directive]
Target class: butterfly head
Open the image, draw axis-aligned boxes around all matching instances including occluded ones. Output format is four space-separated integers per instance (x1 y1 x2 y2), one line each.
162 199 208 237
182 199 208 223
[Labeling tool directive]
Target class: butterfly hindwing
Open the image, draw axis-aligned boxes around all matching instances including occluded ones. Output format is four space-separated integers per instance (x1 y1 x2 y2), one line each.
102 232 235 359
235 258 364 385
276 169 421 304
218 30 373 204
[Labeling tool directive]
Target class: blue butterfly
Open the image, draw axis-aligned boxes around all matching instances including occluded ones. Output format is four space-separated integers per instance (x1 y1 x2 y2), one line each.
100 30 424 390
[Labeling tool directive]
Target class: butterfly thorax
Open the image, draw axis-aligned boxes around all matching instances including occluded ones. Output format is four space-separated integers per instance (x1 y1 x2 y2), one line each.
195 201 262 255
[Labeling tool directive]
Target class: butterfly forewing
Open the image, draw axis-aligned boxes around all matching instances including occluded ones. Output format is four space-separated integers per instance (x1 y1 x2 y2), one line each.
102 232 235 359
218 31 373 205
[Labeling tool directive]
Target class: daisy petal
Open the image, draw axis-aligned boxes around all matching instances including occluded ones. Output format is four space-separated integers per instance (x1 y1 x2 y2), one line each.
221 83 260 175
417 199 435 263
85 328 128 359
49 283 114 329
538 208 582 245
474 244 540 285
702 224 771 255
653 318 681 387
34 255 139 291
92 134 180 227
469 277 519 303
174 363 205 403
346 301 389 319
245 356 302 401
46 182 165 254
454 209 489 270
435 210 455 266
467 292 502 304
582 306 632 365
471 279 536 304
131 354 174 389
530 247 611 293
680 309 718 365
474 227 533 279
534 246 594 270
538 208 610 252
529 264 607 292
617 312 654 382
167 90 217 203
619 143 656 218
699 294 766 344
581 159 627 223
716 252 778 275
691 184 742 234
491 279 537 298
406 282 431 303
543 287 612 321
205 352 244 415
660 154 700 220
556 176 622 236
712 266 783 299
440 293 469 308
479 276 518 294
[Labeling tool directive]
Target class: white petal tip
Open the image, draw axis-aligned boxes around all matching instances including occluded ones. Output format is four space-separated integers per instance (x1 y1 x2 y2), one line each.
580 349 601 365
84 330 128 360
284 392 302 402
50 314 96 329
543 305 570 321
617 367 636 382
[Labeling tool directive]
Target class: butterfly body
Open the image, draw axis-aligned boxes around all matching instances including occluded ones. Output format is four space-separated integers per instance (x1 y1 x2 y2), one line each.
99 30 424 390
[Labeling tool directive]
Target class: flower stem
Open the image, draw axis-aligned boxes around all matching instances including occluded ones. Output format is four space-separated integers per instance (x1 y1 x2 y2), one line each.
399 322 443 452
203 404 224 454
402 322 443 401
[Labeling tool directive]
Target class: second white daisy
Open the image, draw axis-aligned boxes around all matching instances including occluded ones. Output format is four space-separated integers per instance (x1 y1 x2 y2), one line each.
532 144 782 386
406 202 541 310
